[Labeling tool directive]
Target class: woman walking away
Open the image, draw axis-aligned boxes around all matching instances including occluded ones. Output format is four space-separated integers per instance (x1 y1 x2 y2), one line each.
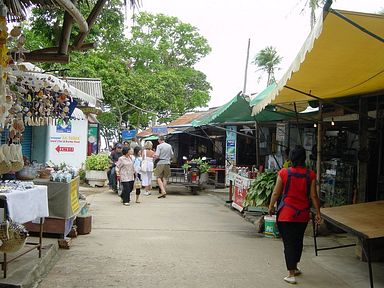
141 141 155 196
116 147 135 206
268 145 321 284
133 146 143 203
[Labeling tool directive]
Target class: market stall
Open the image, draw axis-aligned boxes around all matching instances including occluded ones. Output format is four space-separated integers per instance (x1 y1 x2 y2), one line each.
0 184 49 278
25 176 81 237
0 16 95 244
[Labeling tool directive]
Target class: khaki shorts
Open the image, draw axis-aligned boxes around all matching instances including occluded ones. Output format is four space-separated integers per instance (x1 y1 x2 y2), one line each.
154 164 171 178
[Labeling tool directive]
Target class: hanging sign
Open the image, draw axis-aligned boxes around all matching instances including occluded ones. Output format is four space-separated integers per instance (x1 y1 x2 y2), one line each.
122 130 137 140
151 126 168 135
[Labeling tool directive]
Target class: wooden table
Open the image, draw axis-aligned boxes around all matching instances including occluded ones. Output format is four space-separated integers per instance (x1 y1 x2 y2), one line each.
312 201 384 288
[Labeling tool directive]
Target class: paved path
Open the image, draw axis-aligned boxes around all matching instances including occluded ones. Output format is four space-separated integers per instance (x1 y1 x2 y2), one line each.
37 188 383 288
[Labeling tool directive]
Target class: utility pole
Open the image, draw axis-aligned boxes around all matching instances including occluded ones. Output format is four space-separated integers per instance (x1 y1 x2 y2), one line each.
243 38 251 95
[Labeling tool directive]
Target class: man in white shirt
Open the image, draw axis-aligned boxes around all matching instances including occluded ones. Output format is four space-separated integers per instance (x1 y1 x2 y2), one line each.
154 135 174 198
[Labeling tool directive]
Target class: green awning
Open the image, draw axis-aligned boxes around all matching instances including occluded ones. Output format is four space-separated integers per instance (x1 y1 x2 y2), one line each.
142 135 158 141
192 93 254 127
250 83 277 106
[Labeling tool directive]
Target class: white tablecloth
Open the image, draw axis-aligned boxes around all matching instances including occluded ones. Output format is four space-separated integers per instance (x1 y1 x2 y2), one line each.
0 185 49 223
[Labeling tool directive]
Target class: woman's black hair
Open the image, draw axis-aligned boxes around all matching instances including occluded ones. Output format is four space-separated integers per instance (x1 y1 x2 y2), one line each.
122 147 130 155
133 146 141 156
289 145 306 167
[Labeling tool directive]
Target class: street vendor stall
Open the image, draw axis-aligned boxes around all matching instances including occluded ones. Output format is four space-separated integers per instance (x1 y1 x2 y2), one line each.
0 184 49 278
25 177 80 237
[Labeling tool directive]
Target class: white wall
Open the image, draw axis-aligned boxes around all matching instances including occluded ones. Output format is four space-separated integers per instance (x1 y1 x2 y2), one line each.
46 117 88 169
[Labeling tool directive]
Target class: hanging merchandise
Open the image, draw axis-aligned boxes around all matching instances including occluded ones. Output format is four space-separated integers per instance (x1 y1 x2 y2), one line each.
0 15 12 129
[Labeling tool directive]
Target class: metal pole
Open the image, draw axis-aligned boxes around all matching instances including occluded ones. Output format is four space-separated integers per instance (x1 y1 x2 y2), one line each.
243 38 251 95
316 102 322 197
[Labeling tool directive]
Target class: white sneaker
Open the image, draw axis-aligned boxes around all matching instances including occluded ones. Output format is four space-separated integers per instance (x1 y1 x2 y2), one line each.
143 191 151 196
294 269 302 276
123 203 130 206
283 276 296 284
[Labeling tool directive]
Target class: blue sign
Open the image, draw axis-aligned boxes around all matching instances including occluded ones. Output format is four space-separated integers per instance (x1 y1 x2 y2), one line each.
56 119 72 133
122 130 137 140
151 126 168 135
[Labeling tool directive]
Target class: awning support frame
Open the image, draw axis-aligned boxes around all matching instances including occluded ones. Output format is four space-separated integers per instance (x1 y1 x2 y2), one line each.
329 9 384 44
284 85 375 120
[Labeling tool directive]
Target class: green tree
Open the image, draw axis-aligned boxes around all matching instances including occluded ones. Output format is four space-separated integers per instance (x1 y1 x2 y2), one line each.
23 6 212 132
252 46 282 87
96 111 120 147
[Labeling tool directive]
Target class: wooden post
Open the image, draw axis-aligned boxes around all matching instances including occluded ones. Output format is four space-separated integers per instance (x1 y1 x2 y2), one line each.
74 0 107 49
316 102 322 197
59 1 75 55
255 121 260 167
358 97 368 203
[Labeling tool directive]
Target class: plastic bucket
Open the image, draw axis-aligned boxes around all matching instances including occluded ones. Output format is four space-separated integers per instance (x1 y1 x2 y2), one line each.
264 215 279 238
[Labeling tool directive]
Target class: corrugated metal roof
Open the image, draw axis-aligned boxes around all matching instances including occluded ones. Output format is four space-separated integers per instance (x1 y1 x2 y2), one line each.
64 77 104 101
137 110 214 137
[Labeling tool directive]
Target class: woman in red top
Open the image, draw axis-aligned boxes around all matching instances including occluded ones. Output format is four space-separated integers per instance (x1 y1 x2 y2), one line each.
269 145 321 284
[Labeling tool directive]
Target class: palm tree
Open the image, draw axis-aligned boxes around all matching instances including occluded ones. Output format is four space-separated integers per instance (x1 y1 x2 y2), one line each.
308 0 321 29
252 46 282 87
301 0 332 29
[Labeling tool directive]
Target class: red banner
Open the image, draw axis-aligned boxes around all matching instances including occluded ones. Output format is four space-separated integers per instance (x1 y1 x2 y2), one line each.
232 174 251 212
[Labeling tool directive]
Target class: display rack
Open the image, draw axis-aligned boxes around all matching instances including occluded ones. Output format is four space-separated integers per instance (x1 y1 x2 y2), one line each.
320 159 355 207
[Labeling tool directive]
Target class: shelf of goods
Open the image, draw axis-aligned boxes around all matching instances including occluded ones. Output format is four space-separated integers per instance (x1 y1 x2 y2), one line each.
320 159 355 207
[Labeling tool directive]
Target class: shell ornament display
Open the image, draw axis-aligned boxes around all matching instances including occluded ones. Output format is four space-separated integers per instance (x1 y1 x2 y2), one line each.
0 22 77 145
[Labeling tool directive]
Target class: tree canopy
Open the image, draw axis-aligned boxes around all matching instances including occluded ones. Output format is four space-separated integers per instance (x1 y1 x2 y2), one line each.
23 2 212 142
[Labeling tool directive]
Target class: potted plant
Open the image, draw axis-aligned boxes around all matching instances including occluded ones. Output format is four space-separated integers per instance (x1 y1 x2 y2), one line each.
191 158 210 184
244 170 277 212
85 153 110 187
78 168 86 184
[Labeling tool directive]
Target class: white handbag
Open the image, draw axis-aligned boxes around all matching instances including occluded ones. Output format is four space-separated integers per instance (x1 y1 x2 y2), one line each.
141 150 148 172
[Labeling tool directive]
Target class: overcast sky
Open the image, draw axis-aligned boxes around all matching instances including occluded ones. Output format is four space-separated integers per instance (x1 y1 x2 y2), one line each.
134 0 383 108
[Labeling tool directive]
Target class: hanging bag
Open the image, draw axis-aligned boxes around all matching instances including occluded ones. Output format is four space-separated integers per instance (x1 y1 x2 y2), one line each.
134 177 142 189
141 150 148 172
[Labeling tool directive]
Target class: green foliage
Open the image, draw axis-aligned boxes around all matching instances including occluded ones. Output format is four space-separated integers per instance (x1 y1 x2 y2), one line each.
97 112 120 144
191 158 210 174
244 171 277 207
85 154 110 171
78 168 86 181
23 6 212 134
182 162 191 171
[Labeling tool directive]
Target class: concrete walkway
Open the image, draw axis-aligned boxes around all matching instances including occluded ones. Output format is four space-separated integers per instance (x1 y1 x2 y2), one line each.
37 187 384 288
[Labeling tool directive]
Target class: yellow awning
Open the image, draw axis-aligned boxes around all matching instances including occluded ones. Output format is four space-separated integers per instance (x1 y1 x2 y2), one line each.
252 9 384 115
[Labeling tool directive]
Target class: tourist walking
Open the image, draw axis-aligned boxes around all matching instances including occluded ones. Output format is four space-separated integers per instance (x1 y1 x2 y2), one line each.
133 146 142 203
141 141 155 196
108 143 123 193
154 135 174 198
116 147 135 206
268 145 321 284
